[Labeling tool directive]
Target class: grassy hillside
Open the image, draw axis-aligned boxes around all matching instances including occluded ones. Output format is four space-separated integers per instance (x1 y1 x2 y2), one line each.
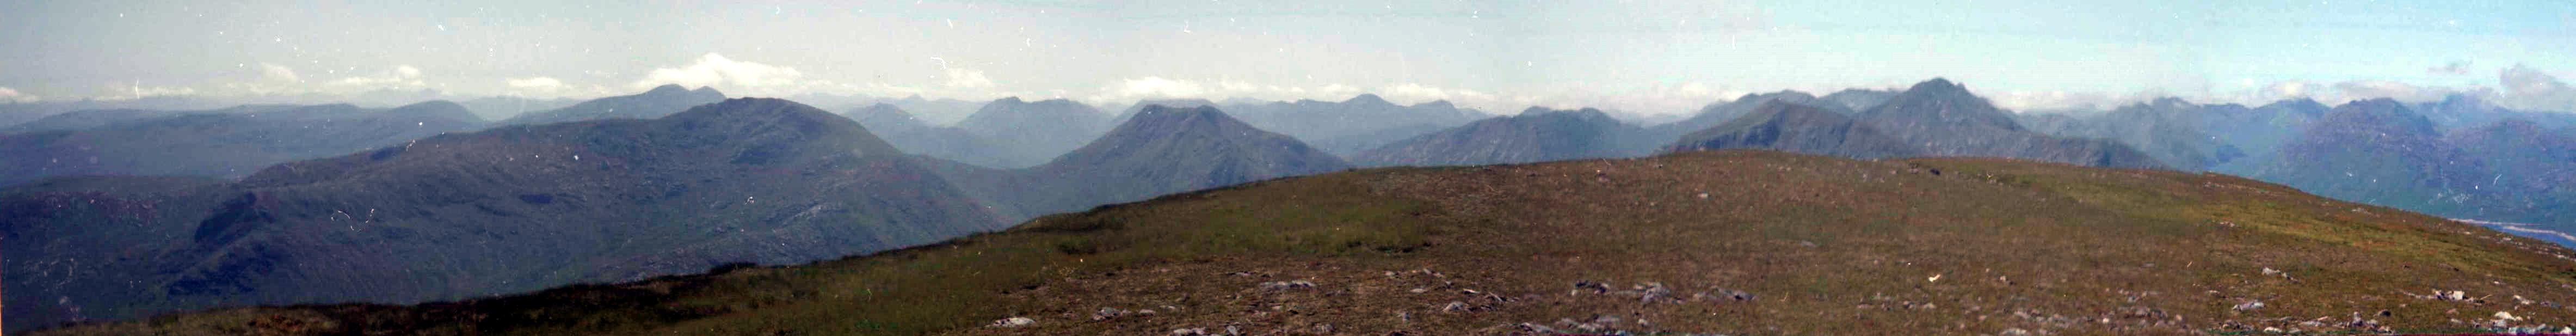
32 150 2576 335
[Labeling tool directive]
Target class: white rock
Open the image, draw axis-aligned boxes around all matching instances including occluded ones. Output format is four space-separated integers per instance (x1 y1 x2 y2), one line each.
987 316 1036 328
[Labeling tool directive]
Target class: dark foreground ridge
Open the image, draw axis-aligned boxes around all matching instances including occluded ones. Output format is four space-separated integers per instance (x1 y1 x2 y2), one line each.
30 150 2576 336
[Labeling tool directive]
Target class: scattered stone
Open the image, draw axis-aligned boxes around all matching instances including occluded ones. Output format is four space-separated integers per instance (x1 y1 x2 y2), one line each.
2495 311 2522 321
987 317 1036 328
1259 279 1317 291
1574 280 1612 294
2232 300 2265 311
1640 282 1673 303
1441 301 1469 312
2261 267 2282 276
2441 290 2469 301
1092 307 1130 321
1999 328 2031 336
1171 327 1209 335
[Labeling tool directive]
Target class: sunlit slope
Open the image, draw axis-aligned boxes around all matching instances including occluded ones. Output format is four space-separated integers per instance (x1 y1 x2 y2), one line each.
36 150 2576 336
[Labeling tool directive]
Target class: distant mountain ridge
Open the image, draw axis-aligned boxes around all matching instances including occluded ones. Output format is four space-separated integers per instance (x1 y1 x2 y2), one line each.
1661 100 1921 159
1853 78 2167 169
500 84 725 125
1350 107 1651 166
1 98 1002 331
0 101 488 186
923 104 1351 222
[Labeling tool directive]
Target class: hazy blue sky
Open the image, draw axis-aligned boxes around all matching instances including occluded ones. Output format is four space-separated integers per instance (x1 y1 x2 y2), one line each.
2 0 2571 115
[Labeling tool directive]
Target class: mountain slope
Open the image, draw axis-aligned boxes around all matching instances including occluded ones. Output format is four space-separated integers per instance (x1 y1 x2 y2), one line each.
2445 119 2576 224
1644 91 1825 144
2251 99 2491 218
931 105 1352 222
39 150 2576 336
1856 78 2168 169
2 98 1002 332
953 97 1112 168
838 103 1010 168
1350 107 1650 166
1660 101 1922 159
499 84 725 125
1220 95 1489 156
0 101 488 186
2020 98 2243 170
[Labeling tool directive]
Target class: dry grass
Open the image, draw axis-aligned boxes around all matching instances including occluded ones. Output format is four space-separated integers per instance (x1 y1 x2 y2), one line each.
33 150 2576 336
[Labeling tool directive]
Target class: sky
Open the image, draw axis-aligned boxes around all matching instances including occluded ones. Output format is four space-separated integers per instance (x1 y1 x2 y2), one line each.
2 0 2572 117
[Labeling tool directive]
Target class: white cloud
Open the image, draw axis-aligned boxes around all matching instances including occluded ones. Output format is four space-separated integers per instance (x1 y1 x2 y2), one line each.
0 87 35 102
507 77 564 89
260 63 301 83
1098 77 1208 101
635 53 807 93
1381 83 1497 107
2501 64 2576 112
330 64 427 88
944 68 994 88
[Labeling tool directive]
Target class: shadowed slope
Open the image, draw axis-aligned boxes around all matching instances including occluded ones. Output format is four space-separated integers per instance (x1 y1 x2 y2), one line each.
2 98 1001 332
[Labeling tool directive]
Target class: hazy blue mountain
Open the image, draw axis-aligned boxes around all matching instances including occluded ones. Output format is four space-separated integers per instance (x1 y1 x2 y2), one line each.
1349 107 1652 166
1 97 1001 331
2205 98 2330 174
923 104 1351 222
0 105 305 134
454 96 581 121
499 84 725 125
1821 88 1902 112
1661 100 1922 159
1853 78 2168 169
0 101 488 186
2446 118 2576 223
836 103 1012 168
953 97 1113 168
2250 99 2492 217
879 94 984 126
1218 94 1490 156
1643 91 1825 149
1107 98 1219 126
2412 93 2576 131
2020 97 2244 170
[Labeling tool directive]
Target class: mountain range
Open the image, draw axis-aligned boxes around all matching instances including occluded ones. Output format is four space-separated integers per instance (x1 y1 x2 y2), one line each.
1351 107 1651 166
1660 100 1921 159
2 98 1001 331
499 84 725 125
34 150 2576 335
13 76 2576 334
921 104 1352 222
0 101 488 186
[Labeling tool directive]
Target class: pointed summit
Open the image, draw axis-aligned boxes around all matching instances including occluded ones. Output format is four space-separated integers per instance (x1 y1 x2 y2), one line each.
384 100 480 122
1859 77 2022 132
1909 77 1968 95
639 84 694 98
991 104 1348 217
954 96 1110 168
1344 93 1394 106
